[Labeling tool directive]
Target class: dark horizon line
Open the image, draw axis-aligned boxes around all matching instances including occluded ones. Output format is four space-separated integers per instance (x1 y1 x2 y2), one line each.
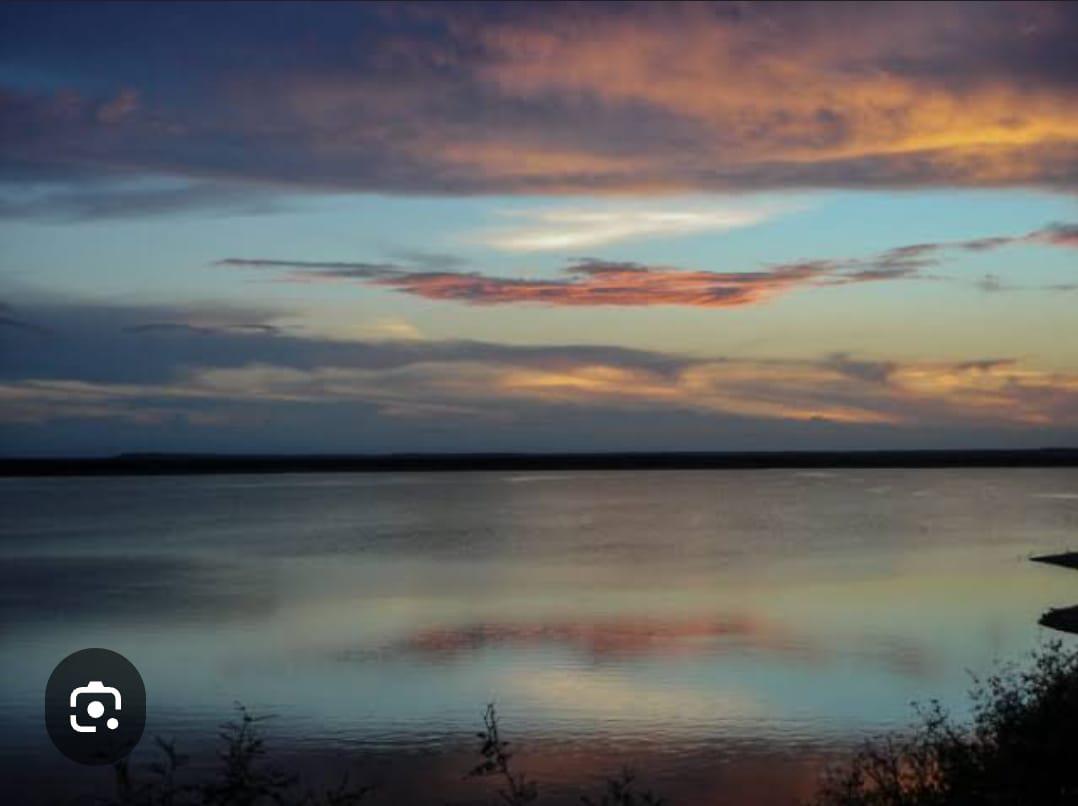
2 448 1077 477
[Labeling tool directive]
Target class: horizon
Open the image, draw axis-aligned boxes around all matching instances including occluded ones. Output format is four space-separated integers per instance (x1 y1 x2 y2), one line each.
2 1 1077 455
5 445 1078 475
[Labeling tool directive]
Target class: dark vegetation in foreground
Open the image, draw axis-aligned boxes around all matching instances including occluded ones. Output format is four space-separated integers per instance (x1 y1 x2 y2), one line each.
95 643 1078 806
811 641 1078 805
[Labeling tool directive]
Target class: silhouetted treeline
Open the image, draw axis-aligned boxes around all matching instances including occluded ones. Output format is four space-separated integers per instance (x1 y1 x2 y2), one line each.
4 448 1078 477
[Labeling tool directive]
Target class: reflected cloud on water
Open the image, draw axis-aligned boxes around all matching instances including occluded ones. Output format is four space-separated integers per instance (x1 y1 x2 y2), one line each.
1 469 1077 803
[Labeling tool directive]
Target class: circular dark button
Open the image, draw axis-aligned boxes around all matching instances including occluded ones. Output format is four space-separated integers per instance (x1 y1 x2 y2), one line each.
45 648 146 765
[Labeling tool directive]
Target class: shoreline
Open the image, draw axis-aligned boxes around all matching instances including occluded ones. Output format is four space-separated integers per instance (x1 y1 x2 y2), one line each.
1032 553 1078 635
3 448 1078 477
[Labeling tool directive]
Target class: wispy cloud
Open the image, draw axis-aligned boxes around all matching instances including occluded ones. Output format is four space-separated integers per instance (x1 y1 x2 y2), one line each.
3 348 1075 431
0 178 288 222
3 299 1077 443
1035 222 1078 248
220 257 895 308
876 222 1078 261
471 201 779 252
220 222 1075 308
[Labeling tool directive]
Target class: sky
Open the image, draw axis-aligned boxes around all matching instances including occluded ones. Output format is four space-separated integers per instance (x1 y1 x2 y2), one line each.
1 0 1077 456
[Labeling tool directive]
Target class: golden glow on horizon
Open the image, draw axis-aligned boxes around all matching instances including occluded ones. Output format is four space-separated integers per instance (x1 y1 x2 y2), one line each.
4 352 1077 430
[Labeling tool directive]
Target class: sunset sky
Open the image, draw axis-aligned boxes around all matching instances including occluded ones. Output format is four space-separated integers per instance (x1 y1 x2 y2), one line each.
1 1 1076 455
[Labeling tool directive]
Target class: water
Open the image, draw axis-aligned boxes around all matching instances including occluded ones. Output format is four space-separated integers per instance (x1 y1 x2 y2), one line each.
2 469 1077 803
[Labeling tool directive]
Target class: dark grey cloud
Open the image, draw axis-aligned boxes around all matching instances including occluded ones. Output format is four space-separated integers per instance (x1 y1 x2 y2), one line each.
0 315 49 335
0 2 1075 205
0 299 692 386
823 353 897 385
953 359 1016 373
217 259 402 278
975 274 1008 294
123 322 283 337
0 180 288 222
1039 222 1078 247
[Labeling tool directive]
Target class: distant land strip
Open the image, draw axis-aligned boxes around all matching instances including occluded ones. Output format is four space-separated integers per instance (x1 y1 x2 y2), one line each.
2 449 1078 477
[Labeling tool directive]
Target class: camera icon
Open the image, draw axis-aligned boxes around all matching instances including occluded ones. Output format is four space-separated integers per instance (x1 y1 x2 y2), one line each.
69 680 122 734
47 648 145 765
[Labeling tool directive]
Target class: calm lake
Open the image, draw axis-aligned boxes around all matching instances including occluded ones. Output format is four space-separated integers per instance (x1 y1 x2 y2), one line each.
2 469 1077 803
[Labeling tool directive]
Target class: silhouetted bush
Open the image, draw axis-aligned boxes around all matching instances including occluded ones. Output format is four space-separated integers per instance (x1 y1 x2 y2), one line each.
93 641 1078 805
467 703 538 805
103 702 660 805
110 705 372 806
812 641 1078 805
466 704 663 806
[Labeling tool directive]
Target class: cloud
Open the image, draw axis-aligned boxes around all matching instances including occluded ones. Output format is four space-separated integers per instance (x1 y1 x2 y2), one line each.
462 2 1078 191
221 256 892 308
95 88 140 124
1 3 1076 199
218 258 400 278
975 274 1008 294
0 301 50 335
220 221 1076 308
0 299 691 384
385 249 469 271
1035 222 1078 247
4 348 1077 434
348 317 423 341
891 222 1078 257
3 297 1077 457
3 298 1077 435
0 179 288 222
823 353 897 385
471 201 777 252
123 322 282 336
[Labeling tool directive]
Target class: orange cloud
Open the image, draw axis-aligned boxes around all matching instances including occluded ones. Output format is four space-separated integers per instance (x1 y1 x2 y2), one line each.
221 256 913 309
5 299 1077 431
488 354 1078 428
371 260 834 308
221 220 1076 308
460 3 1078 190
4 3 1076 195
7 350 1074 431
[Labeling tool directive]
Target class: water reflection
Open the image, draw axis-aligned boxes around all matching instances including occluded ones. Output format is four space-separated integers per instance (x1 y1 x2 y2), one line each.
1 469 1076 803
398 614 809 661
